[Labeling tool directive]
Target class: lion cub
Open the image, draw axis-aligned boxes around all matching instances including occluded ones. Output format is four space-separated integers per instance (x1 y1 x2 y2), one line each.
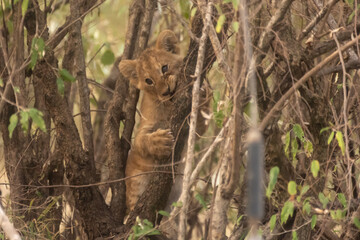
119 30 182 210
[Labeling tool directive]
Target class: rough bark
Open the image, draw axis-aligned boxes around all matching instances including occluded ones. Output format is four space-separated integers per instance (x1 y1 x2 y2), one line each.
104 0 157 224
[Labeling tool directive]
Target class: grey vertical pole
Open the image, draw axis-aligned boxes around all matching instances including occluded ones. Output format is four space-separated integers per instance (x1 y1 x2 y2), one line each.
239 0 265 238
247 129 264 239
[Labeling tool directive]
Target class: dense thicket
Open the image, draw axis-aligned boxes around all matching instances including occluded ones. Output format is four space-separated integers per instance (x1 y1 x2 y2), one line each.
0 0 359 239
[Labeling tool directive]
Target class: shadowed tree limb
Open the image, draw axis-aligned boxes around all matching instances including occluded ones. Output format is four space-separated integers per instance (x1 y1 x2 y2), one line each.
104 0 157 225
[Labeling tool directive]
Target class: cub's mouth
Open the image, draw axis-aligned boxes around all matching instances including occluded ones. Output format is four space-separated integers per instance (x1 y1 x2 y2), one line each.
160 75 177 101
170 81 177 97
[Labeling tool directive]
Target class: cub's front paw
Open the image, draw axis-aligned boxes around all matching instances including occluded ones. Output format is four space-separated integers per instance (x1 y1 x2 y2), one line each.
147 129 174 158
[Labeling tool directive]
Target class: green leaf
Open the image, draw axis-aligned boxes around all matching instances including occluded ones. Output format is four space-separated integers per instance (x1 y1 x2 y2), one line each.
158 210 170 217
328 131 335 145
302 201 311 215
292 231 298 240
0 78 3 87
300 185 310 196
232 21 239 33
171 201 183 208
236 215 243 225
284 131 290 158
190 7 197 18
195 193 207 209
311 215 317 229
320 127 330 134
20 110 29 133
281 201 294 224
37 40 45 58
354 217 360 230
266 167 279 198
13 86 20 93
90 97 97 106
8 113 18 138
216 14 226 33
29 37 45 69
22 0 29 16
28 108 46 132
101 49 115 65
335 131 345 156
319 192 329 209
304 140 313 157
337 193 347 208
291 137 298 162
179 0 191 19
29 48 38 70
288 181 297 196
330 209 346 220
293 124 305 142
311 160 320 178
33 37 45 55
270 214 276 232
56 78 65 95
348 4 360 23
59 69 76 82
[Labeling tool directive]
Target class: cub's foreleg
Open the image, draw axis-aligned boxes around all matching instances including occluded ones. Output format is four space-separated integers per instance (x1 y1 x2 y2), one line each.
125 126 174 211
133 126 174 158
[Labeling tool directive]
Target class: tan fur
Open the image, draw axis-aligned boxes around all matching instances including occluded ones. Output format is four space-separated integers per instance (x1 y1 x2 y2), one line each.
119 30 182 211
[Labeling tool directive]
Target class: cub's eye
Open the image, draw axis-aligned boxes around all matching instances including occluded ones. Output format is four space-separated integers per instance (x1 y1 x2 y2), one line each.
145 78 153 85
161 65 168 74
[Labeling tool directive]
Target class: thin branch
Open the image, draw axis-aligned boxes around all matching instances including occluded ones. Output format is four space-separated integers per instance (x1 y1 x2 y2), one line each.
87 78 115 94
189 120 228 185
256 0 295 64
259 34 360 131
166 5 200 42
197 1 233 90
333 32 352 224
70 0 95 169
312 0 358 61
297 0 339 41
46 0 105 49
178 2 213 239
316 59 360 76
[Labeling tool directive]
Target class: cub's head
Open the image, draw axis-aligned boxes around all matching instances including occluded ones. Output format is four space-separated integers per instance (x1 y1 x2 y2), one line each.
119 30 182 101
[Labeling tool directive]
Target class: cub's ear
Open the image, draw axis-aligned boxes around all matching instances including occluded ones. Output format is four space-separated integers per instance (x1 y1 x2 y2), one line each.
155 30 180 54
119 60 138 86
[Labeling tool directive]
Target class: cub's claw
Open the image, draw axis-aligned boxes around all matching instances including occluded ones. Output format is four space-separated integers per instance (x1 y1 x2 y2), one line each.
148 128 174 157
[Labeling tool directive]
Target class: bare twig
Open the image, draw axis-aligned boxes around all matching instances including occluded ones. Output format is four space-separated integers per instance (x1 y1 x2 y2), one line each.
312 0 358 61
259 34 360 131
178 2 213 240
197 0 233 90
0 205 21 240
189 120 229 186
166 5 200 42
297 0 339 41
46 0 105 49
256 0 295 64
316 59 360 76
333 32 353 232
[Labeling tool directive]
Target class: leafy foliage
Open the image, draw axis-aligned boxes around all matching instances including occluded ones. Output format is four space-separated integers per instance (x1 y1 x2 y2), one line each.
129 217 161 240
266 166 279 198
8 108 46 138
